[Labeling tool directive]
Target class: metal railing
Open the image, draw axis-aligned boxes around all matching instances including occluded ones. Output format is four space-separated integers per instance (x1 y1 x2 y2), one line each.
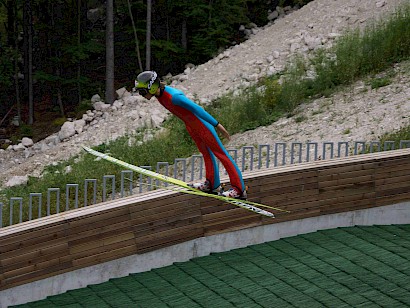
1 140 409 228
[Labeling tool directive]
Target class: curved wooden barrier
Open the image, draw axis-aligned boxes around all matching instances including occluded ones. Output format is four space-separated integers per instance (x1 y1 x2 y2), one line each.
1 148 409 292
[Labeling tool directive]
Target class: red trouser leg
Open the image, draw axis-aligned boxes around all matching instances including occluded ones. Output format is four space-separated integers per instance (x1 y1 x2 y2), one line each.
187 126 220 189
186 124 244 192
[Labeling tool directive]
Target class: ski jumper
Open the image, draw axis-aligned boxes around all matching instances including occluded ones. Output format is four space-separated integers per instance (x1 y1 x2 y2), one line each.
156 86 245 192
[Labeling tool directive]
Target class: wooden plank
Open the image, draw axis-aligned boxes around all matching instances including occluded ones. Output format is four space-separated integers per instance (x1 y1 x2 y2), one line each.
2 259 73 290
134 223 203 245
270 208 321 223
375 174 410 187
318 168 375 182
320 198 375 215
68 218 132 243
374 162 410 176
68 206 130 230
68 225 134 249
376 186 410 198
200 203 237 215
129 200 199 222
375 156 410 168
132 205 200 227
133 215 203 235
136 230 203 254
319 175 374 190
319 192 375 205
70 238 136 262
0 214 67 236
319 180 374 199
319 172 374 187
375 193 410 206
72 245 137 268
0 222 68 253
260 170 318 186
202 208 259 227
317 162 376 176
279 199 319 212
375 180 410 192
0 220 66 243
260 181 318 195
128 193 196 213
258 188 319 206
135 225 203 250
2 254 72 280
0 235 69 260
204 216 261 236
1 242 69 271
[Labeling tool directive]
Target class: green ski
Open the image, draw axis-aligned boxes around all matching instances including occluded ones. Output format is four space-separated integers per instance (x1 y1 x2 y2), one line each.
83 146 280 218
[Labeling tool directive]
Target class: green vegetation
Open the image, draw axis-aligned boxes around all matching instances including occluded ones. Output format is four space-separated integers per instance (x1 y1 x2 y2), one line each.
379 125 410 150
1 3 410 226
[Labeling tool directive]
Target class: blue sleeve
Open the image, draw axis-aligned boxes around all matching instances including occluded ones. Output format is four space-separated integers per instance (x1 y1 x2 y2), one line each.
172 93 219 127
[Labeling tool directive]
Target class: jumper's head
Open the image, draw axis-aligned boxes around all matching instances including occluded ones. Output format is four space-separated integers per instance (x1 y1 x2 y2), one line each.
135 71 160 96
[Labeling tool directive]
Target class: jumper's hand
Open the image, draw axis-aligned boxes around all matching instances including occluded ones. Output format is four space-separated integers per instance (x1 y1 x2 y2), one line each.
216 123 231 141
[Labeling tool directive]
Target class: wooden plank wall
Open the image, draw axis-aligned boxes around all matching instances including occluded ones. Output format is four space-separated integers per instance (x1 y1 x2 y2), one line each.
1 149 409 290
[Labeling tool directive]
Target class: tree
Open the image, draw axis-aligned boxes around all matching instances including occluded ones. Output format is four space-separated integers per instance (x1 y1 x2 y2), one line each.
127 0 143 72
105 0 115 105
23 0 33 124
146 0 151 70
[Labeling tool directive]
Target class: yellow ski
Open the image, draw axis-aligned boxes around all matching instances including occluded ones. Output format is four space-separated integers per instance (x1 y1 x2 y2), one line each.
82 146 282 218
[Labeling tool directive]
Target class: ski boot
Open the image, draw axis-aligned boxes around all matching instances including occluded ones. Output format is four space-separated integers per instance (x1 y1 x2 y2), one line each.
188 180 222 195
220 186 248 200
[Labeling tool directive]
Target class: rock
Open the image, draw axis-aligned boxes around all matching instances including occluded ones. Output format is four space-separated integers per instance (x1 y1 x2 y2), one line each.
268 10 279 21
129 110 141 121
5 175 29 187
21 137 34 147
91 94 101 103
74 119 86 134
41 143 50 151
58 122 76 141
13 143 26 151
45 135 59 146
113 100 123 108
376 1 386 8
151 114 166 128
24 149 32 159
116 87 130 99
93 101 111 111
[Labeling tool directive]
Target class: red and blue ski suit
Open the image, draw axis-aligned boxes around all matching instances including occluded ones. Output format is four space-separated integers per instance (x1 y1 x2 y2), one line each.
157 86 245 192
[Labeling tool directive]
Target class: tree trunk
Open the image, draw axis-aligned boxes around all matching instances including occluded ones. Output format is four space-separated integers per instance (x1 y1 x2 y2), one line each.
56 68 65 117
13 1 21 126
51 2 65 118
23 0 34 124
105 0 115 105
6 0 15 46
127 0 143 72
146 0 152 70
182 18 187 51
77 0 82 105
